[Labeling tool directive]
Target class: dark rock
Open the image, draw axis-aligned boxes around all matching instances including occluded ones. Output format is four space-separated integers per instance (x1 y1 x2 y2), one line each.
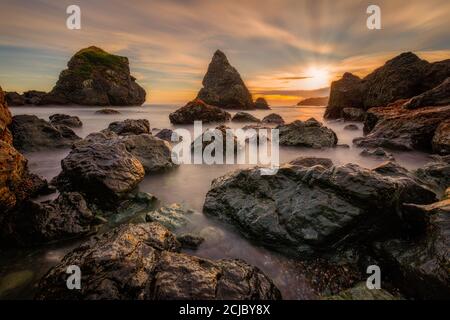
23 90 46 105
262 113 285 125
288 157 334 168
324 282 400 300
342 108 366 121
414 156 450 196
145 204 194 232
10 115 81 152
95 108 121 115
197 50 254 110
107 119 150 136
231 112 260 123
404 77 450 110
344 124 359 131
360 148 394 161
203 162 436 257
49 114 82 128
278 118 338 148
191 125 240 154
297 96 329 106
354 103 450 152
254 97 271 109
155 129 178 142
432 120 450 155
5 92 25 106
40 46 146 106
36 223 281 300
169 99 231 124
325 73 363 119
177 234 205 250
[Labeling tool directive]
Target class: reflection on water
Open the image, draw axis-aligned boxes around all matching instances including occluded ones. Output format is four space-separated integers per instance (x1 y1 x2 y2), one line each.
2 104 433 299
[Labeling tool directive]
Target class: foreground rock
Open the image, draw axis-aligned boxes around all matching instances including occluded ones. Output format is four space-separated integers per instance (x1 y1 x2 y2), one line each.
254 97 270 109
203 162 436 257
262 113 285 125
404 77 450 110
342 108 366 121
169 99 231 124
278 118 337 148
145 204 193 232
49 114 82 128
39 46 146 106
354 102 450 153
360 148 395 161
297 96 328 106
10 115 81 152
231 112 260 123
432 120 450 155
197 50 254 110
414 155 450 196
325 283 400 300
325 53 450 119
155 129 177 142
288 157 333 168
107 119 150 135
36 223 281 300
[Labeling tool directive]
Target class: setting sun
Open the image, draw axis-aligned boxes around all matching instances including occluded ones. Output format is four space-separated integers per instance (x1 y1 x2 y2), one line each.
305 66 331 89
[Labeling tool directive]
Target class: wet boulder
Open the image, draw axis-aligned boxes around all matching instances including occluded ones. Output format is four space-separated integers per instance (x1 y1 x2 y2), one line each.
342 108 366 122
36 223 281 300
145 204 194 232
432 120 450 155
278 118 337 148
107 119 150 136
49 114 82 128
231 112 260 123
288 156 333 169
262 113 284 125
169 99 231 124
360 148 395 161
155 128 178 142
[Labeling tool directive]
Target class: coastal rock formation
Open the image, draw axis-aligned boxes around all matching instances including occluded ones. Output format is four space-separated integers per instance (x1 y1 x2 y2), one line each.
36 223 281 300
95 108 121 115
49 114 82 128
360 148 395 161
342 108 366 121
278 118 337 148
297 96 329 106
107 119 150 136
414 156 450 195
288 156 333 168
404 77 450 110
40 46 146 106
231 112 260 123
23 91 46 105
254 97 270 109
325 53 450 119
197 50 254 110
203 161 436 257
262 113 285 125
10 115 81 152
169 99 231 124
432 120 450 155
354 102 450 152
5 92 25 106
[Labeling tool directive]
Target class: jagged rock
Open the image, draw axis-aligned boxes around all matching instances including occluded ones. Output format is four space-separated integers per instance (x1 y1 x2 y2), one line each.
203 162 436 257
414 156 450 196
288 157 334 168
1 192 102 246
36 223 281 300
262 113 285 125
5 92 25 106
297 96 329 106
107 119 150 136
55 131 145 206
325 73 363 119
360 148 395 161
278 118 337 148
342 108 366 121
169 99 231 124
95 108 121 115
344 124 359 131
354 103 450 152
49 114 82 128
197 50 254 110
374 194 450 299
10 115 81 152
122 134 176 173
404 77 450 110
177 234 205 250
432 120 450 155
254 97 270 109
324 282 400 300
40 46 146 106
231 112 260 123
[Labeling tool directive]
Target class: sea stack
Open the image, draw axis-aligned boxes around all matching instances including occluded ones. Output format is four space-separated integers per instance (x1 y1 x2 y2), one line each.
40 46 146 106
197 50 255 110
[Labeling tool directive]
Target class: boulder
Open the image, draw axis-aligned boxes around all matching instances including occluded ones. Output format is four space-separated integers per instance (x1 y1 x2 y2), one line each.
254 97 270 109
177 234 205 250
23 90 46 105
10 115 81 152
56 131 145 205
324 282 400 300
231 112 260 123
95 108 121 115
197 50 254 110
40 46 146 106
49 114 82 128
107 119 150 136
297 96 329 106
325 73 363 119
155 129 178 142
203 162 436 257
122 134 176 173
288 156 334 168
278 118 338 148
5 92 25 106
404 77 450 110
191 125 240 153
344 124 359 131
36 223 281 300
360 148 395 161
414 156 450 196
145 204 194 232
169 99 231 124
432 120 450 155
354 103 450 152
262 113 285 125
342 108 366 122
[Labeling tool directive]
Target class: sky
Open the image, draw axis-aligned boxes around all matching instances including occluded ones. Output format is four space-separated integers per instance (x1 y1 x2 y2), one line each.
0 0 449 106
